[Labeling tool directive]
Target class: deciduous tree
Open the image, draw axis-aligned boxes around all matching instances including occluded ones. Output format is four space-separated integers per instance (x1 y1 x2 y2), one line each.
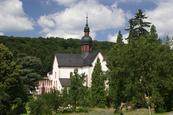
0 44 27 115
69 69 86 110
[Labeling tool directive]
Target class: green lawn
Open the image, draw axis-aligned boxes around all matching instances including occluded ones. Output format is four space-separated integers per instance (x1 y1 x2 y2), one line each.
122 108 173 115
22 107 173 115
58 108 115 115
59 108 173 115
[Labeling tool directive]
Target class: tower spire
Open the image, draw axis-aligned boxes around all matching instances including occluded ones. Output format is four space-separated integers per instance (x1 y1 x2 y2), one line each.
81 15 92 53
84 15 90 33
86 14 88 27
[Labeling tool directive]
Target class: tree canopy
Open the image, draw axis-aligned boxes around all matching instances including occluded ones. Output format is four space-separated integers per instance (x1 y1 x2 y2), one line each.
0 36 114 75
116 31 123 44
91 59 106 107
108 9 173 114
0 44 28 115
126 9 151 39
69 69 86 110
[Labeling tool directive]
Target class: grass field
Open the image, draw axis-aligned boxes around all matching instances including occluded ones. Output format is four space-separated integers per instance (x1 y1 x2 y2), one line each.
60 108 173 115
22 107 173 115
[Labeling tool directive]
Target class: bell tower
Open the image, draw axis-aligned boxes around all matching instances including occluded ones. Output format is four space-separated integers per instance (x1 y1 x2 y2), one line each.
81 16 92 53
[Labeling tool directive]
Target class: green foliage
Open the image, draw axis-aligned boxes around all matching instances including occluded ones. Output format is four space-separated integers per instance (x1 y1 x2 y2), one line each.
29 90 62 115
116 31 123 44
69 69 86 110
75 106 89 113
0 36 114 75
0 44 27 115
91 59 106 107
126 9 151 39
17 55 42 93
150 25 158 39
28 88 89 114
0 35 113 114
61 87 70 107
107 40 126 110
108 33 173 113
108 9 173 113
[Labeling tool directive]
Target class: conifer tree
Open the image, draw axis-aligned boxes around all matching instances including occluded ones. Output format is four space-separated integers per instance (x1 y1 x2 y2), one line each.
116 31 123 44
126 9 151 39
91 59 106 107
150 25 158 39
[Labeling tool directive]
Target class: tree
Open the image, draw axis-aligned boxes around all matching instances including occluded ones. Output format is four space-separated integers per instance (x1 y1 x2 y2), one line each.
69 69 86 110
126 9 151 39
61 87 69 107
153 45 173 112
0 36 114 75
0 44 27 115
107 40 127 113
107 34 173 113
165 35 170 46
29 90 62 115
116 31 123 44
91 59 106 107
17 55 42 93
150 25 158 39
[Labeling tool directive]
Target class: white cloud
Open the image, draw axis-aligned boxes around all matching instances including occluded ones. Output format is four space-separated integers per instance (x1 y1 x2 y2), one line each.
0 0 33 32
0 32 4 36
53 0 79 6
146 0 173 36
108 32 128 44
38 0 127 39
117 0 152 3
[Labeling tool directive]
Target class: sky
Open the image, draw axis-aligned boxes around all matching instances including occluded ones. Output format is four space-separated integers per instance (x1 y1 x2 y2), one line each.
0 0 172 42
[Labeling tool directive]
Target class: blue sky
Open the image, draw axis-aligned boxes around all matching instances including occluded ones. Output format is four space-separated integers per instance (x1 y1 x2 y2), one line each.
0 0 172 42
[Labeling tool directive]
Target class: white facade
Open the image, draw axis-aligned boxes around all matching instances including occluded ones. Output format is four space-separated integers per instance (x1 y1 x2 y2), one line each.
46 52 108 91
37 17 108 94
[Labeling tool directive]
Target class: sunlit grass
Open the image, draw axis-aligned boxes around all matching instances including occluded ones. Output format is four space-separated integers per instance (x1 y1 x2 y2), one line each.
22 107 173 115
60 108 173 115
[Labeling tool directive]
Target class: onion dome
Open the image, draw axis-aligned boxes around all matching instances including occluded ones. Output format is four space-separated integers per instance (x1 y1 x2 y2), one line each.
81 16 92 45
81 36 92 44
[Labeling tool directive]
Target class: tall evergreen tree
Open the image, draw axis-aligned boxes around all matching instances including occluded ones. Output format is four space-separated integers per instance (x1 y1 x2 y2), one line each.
126 9 151 39
150 25 158 39
116 31 123 44
91 59 106 107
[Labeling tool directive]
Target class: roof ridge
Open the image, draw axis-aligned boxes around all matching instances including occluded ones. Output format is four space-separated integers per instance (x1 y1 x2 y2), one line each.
55 52 99 67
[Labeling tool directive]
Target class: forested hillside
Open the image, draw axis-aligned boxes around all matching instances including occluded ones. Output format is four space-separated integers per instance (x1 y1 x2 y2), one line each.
0 36 114 75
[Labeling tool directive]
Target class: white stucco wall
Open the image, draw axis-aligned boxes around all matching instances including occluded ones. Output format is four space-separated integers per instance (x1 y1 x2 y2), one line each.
47 57 62 91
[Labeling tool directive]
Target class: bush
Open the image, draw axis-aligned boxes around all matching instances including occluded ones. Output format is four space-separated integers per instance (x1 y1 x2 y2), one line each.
28 91 62 115
75 107 89 113
57 105 74 113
